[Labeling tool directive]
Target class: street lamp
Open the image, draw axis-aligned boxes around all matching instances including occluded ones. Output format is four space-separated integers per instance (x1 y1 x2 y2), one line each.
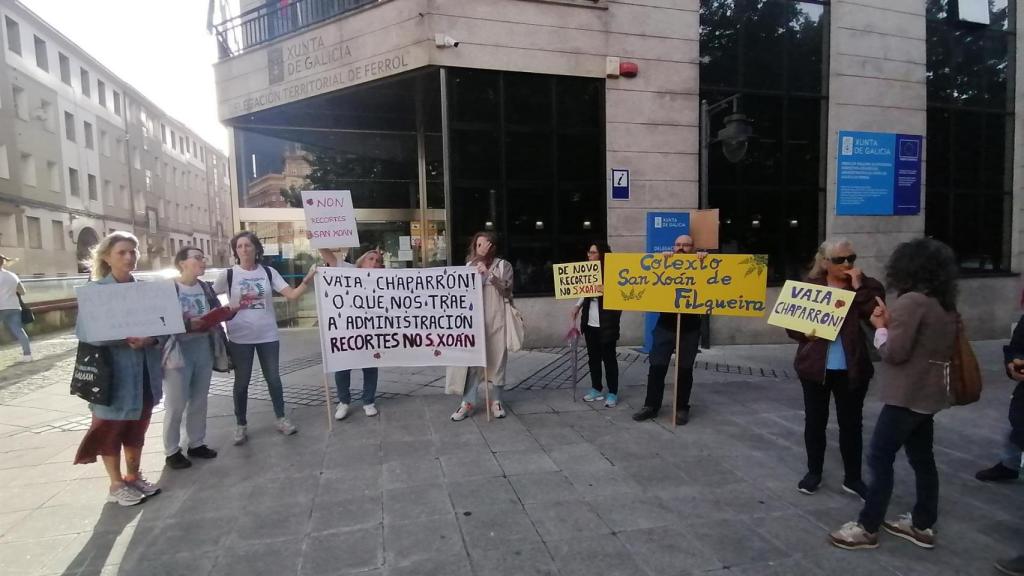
699 94 753 208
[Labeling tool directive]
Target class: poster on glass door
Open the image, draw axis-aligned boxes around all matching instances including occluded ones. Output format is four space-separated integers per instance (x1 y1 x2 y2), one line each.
301 190 360 248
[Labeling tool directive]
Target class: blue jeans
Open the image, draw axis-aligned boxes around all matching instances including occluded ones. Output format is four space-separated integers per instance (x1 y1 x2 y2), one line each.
0 309 30 356
335 368 378 405
228 341 286 425
858 405 939 533
162 336 213 455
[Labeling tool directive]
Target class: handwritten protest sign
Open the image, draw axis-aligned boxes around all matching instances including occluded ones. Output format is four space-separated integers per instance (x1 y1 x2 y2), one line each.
315 266 486 372
602 253 768 317
767 281 856 341
301 190 359 249
76 280 186 342
553 261 603 300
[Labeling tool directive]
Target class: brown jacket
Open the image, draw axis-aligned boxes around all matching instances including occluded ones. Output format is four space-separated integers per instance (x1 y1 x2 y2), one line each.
876 291 958 414
787 275 886 386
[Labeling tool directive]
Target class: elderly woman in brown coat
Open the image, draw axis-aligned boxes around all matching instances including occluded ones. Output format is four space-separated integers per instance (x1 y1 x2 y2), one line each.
830 238 959 551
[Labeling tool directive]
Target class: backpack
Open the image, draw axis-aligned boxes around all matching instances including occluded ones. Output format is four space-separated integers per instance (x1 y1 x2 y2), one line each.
226 265 277 295
948 314 983 406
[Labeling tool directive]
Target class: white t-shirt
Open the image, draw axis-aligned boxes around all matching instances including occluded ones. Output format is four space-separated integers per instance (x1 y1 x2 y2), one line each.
0 269 22 311
575 297 600 328
213 265 289 344
176 281 210 341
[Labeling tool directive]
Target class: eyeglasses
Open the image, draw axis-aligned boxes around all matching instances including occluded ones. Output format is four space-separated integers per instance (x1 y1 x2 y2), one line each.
829 254 857 265
188 254 209 263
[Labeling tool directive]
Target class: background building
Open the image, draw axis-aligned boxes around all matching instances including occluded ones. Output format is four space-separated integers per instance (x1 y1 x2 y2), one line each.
0 0 233 276
212 0 1023 345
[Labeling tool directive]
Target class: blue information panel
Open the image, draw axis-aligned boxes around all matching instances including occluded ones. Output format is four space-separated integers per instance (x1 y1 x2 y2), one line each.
836 131 922 216
611 169 630 201
641 212 690 352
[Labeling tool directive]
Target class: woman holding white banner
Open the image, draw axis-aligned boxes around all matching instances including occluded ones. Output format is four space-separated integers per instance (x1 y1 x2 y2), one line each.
214 231 315 445
73 231 164 506
320 248 382 420
451 232 514 421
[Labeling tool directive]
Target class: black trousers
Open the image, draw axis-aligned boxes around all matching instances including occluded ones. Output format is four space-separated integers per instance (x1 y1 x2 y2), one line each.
582 325 618 395
800 370 867 481
643 323 701 411
859 405 938 533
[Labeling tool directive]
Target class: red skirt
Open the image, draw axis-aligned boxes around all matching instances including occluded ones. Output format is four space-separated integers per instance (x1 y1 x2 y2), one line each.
74 388 154 464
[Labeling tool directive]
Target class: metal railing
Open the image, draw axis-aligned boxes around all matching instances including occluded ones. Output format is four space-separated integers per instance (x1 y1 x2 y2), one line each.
213 0 379 59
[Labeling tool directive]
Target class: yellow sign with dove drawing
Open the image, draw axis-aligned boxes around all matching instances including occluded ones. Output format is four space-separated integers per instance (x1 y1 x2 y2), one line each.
602 253 769 317
767 280 856 341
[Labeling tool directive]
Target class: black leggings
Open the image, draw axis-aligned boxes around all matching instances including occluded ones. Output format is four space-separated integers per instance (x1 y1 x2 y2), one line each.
583 326 618 395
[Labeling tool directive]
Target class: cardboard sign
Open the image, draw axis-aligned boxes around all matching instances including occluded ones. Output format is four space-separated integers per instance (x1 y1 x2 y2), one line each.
315 266 486 372
602 253 769 317
767 281 857 341
301 190 359 248
76 280 186 342
553 261 603 300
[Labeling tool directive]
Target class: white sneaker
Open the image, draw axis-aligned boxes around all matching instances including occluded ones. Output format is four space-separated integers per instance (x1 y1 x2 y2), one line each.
491 401 506 419
363 404 378 417
16 355 32 363
275 417 298 436
106 484 145 507
335 403 350 421
233 425 247 445
126 475 161 497
451 402 473 422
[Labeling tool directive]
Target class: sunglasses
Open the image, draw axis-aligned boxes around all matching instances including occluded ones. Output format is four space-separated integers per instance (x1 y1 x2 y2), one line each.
829 254 857 265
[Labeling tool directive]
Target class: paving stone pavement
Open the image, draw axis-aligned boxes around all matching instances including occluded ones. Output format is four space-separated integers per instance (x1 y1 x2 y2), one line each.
0 329 1021 575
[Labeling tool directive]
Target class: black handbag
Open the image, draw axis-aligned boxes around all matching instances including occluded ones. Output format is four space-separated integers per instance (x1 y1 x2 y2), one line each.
70 342 113 405
18 294 33 325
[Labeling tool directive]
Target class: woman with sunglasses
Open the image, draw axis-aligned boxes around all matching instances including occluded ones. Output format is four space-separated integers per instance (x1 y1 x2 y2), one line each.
787 239 885 499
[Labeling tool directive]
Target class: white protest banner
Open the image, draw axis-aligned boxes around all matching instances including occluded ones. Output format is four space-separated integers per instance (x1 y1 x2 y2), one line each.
301 190 359 249
316 266 486 372
76 280 186 342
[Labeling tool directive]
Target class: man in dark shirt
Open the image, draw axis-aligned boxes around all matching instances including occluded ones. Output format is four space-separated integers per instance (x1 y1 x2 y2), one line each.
632 234 706 425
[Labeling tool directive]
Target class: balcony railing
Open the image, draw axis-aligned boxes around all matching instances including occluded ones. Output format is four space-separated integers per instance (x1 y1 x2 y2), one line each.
213 0 378 59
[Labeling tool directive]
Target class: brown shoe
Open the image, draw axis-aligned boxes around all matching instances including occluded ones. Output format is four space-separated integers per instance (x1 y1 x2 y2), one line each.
829 521 879 550
882 513 935 549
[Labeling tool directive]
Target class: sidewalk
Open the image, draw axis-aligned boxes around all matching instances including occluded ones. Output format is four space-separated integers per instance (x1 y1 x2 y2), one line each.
0 329 1021 575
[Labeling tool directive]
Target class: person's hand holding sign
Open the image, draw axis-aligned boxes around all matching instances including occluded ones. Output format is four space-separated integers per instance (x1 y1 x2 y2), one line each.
1007 359 1024 382
870 297 889 329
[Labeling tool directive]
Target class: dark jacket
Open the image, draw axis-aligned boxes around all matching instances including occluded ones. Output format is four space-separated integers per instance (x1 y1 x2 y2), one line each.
580 295 622 344
787 274 885 386
1003 315 1024 371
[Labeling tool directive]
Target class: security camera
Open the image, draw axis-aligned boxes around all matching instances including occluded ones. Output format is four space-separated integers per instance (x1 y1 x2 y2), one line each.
434 33 460 48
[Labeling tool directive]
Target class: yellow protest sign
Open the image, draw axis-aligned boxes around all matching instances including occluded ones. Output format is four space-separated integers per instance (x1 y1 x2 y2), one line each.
602 253 769 317
553 261 603 300
767 281 856 341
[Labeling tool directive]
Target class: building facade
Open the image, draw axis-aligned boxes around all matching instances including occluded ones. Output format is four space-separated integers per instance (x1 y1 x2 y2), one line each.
0 0 233 276
213 0 1023 345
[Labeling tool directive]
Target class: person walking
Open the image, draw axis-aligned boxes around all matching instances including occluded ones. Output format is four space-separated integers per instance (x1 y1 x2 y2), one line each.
633 234 705 425
571 242 621 407
323 248 383 420
0 254 32 362
73 231 164 506
974 308 1024 482
830 238 959 551
451 232 514 421
163 246 221 469
213 231 315 445
787 239 885 499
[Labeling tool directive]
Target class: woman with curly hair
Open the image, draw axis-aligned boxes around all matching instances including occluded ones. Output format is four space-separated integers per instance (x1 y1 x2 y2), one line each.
830 238 959 551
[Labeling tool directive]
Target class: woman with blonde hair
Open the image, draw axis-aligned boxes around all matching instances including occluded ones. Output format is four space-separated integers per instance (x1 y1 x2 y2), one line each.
73 231 165 506
786 238 884 499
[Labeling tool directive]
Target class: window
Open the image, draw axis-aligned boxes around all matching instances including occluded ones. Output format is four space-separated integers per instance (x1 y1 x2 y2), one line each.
51 220 64 251
59 52 70 84
113 90 121 116
171 130 177 150
132 146 140 169
5 17 21 55
64 111 75 142
925 1 1015 272
26 217 42 249
164 162 170 182
40 99 54 131
700 0 827 283
80 68 91 97
15 215 24 247
119 138 126 163
68 167 79 196
100 130 110 156
103 179 113 206
179 136 185 153
119 184 127 207
47 161 59 191
33 36 47 71
88 174 97 200
83 121 94 150
12 85 26 121
144 169 152 193
97 79 106 107
20 153 35 187
134 188 144 213
0 145 8 179
161 123 167 144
